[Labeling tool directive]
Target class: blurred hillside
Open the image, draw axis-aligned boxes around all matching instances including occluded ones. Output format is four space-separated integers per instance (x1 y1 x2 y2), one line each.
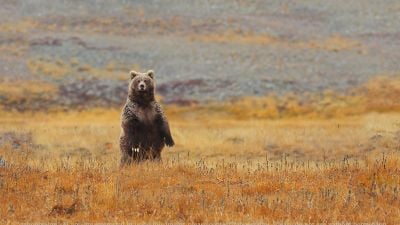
0 0 400 110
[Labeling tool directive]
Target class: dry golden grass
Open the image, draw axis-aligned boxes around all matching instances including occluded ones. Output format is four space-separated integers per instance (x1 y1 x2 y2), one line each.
0 81 57 111
27 58 139 81
4 109 400 161
190 33 364 52
1 76 400 223
0 81 57 97
1 154 400 223
0 20 38 34
1 106 400 223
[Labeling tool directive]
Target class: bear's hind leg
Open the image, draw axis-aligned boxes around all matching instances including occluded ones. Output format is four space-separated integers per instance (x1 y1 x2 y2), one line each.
146 148 161 161
119 136 133 167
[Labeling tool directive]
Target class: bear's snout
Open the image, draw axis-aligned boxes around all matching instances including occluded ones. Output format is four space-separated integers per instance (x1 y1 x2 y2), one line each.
138 81 146 91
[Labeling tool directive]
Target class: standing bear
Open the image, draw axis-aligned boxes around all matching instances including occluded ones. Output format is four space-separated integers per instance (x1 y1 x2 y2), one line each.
119 70 174 165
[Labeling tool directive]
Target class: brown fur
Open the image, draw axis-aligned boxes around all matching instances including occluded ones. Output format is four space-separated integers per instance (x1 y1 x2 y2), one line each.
119 70 174 166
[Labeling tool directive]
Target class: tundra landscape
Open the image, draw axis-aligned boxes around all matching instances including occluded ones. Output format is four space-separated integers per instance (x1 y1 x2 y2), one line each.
1 0 400 224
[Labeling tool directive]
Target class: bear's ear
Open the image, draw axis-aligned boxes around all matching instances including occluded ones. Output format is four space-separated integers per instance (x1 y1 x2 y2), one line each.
147 70 154 79
130 70 139 79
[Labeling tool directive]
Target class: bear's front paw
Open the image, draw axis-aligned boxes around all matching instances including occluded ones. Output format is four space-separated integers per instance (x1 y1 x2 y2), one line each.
165 137 175 147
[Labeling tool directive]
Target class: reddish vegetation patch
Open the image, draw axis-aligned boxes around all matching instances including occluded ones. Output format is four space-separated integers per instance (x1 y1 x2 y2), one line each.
58 78 126 108
158 79 206 94
68 37 121 51
29 36 121 51
158 78 233 105
158 79 205 105
164 99 199 106
30 37 62 47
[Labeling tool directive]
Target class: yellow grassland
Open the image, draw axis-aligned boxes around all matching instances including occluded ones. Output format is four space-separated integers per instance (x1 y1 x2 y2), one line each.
190 33 364 52
1 109 400 223
1 76 400 223
27 58 140 81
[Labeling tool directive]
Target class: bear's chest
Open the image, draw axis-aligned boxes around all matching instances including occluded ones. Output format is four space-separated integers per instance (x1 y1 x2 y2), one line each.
136 107 157 125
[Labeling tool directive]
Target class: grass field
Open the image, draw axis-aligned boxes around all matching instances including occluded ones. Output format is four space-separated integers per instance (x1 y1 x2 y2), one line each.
1 91 400 223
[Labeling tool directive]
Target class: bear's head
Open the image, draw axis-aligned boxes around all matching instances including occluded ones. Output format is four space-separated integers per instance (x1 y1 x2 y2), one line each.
128 70 155 103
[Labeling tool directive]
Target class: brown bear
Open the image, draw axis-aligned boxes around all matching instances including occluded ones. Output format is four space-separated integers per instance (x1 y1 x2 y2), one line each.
119 70 174 166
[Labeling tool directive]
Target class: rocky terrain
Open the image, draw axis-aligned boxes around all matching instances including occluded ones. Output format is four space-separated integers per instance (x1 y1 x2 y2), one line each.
0 0 399 109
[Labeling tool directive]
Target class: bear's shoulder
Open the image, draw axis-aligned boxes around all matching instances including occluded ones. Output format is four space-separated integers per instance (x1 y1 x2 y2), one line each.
121 101 138 119
153 102 165 117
